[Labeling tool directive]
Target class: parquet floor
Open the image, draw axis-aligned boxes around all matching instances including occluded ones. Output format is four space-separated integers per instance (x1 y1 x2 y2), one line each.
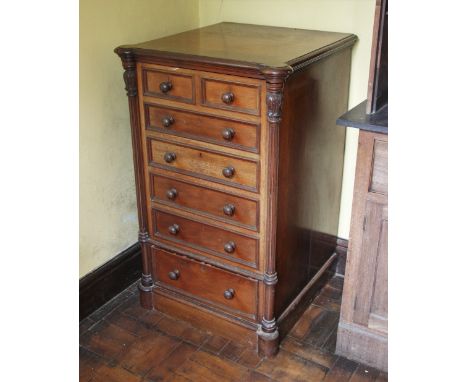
79 276 388 381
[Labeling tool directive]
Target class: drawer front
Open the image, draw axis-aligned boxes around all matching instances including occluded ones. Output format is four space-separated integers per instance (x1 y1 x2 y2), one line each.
153 247 257 317
142 68 194 104
150 174 259 230
370 139 388 194
148 138 259 191
153 209 258 268
144 104 259 152
201 77 261 115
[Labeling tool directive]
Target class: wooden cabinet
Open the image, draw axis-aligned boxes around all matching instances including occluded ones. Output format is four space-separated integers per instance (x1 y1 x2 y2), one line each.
115 22 356 356
335 0 388 371
336 131 388 370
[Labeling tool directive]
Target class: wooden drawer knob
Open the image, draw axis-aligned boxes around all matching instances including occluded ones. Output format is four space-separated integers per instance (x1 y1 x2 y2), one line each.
222 128 235 141
162 116 174 128
222 166 235 178
221 92 234 104
224 241 236 253
223 288 235 300
168 269 180 280
160 81 173 93
223 204 235 216
166 188 178 200
168 224 180 235
164 152 177 163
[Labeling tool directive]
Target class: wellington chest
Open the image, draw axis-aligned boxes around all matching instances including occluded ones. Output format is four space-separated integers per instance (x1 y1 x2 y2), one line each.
115 22 356 356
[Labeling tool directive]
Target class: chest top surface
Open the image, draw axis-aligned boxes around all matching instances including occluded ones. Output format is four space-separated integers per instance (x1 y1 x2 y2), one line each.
116 22 356 71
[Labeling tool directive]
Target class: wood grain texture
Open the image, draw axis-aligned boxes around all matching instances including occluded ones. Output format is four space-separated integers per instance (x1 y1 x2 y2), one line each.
142 67 195 104
148 137 259 191
116 22 356 72
153 290 258 346
200 76 261 115
337 131 388 371
144 103 260 152
117 51 154 308
149 173 259 231
80 276 388 382
153 247 258 318
274 47 352 317
369 139 388 194
152 209 259 268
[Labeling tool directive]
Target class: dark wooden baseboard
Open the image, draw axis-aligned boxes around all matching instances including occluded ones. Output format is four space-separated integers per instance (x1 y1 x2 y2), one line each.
278 253 337 340
336 321 388 372
80 243 142 320
335 237 349 276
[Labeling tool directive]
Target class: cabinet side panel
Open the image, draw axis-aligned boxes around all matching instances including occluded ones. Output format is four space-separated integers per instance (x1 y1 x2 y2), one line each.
275 48 352 316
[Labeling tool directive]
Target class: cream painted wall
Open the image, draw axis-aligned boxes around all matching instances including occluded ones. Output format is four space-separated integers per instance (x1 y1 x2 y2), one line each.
79 0 199 277
198 0 375 239
80 0 374 277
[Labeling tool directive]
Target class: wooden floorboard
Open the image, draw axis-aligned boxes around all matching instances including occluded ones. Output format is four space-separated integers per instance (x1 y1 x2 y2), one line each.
80 275 388 381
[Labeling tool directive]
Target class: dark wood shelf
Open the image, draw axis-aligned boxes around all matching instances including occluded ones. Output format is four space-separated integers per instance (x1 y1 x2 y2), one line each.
336 100 387 135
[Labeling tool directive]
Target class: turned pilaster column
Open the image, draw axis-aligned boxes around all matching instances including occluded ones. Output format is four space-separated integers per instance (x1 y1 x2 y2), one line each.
257 67 291 357
117 49 153 309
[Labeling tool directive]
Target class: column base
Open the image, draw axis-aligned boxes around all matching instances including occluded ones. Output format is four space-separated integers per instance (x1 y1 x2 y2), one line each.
138 280 153 310
257 327 279 357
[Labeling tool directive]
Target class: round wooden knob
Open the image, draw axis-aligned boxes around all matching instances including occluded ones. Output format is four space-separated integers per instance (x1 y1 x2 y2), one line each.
222 128 235 141
164 152 176 163
222 166 235 178
162 116 174 128
223 288 235 300
160 81 173 93
166 188 178 200
221 92 234 104
224 241 236 253
168 224 180 235
168 269 180 280
223 204 235 216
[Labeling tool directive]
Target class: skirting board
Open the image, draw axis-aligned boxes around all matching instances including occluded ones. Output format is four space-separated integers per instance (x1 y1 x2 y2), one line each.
335 237 349 276
278 253 337 340
336 321 388 372
79 242 142 320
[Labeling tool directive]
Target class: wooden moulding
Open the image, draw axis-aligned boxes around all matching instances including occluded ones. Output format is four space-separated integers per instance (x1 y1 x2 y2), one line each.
79 242 141 320
277 254 337 340
335 237 349 276
117 49 154 309
336 321 388 372
153 287 258 347
114 30 357 79
256 67 291 357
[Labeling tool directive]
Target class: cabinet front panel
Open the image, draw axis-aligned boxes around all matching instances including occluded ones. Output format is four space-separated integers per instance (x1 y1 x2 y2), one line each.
370 139 388 194
142 68 195 104
201 77 261 115
147 138 259 191
153 247 257 317
144 104 259 152
152 209 258 268
150 173 259 231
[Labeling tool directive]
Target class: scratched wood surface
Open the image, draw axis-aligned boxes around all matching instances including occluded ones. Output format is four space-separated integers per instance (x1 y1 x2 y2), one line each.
80 275 388 381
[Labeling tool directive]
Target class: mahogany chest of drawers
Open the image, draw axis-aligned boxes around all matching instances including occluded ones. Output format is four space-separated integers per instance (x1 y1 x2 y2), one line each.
115 22 356 356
